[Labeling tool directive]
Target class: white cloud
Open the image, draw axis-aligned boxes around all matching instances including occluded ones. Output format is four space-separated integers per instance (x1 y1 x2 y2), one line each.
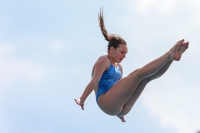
135 0 178 14
135 0 200 20
0 44 46 96
131 2 200 132
0 44 47 133
141 69 200 133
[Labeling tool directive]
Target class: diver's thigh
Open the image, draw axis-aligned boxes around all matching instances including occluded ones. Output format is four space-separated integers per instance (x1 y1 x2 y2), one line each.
98 73 142 115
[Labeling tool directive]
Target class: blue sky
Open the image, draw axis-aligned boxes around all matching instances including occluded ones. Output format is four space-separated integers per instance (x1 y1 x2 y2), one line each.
0 0 200 133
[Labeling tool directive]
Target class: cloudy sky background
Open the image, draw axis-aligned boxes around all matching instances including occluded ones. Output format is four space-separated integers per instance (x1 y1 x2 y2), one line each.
0 0 200 133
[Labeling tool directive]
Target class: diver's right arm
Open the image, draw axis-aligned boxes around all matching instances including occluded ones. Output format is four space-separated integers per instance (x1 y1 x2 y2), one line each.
74 56 109 110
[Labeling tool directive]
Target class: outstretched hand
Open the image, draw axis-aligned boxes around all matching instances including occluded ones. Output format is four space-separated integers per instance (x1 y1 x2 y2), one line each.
74 98 84 110
118 116 126 122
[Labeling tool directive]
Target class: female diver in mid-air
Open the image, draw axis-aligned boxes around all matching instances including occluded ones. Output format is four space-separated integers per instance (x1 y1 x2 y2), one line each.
75 9 189 122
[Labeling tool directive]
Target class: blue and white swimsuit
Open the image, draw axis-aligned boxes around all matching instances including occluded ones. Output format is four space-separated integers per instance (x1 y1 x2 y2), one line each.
96 62 121 103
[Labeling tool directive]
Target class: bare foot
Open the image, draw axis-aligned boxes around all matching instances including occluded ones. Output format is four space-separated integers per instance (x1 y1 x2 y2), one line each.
118 116 126 122
176 41 189 61
170 39 188 61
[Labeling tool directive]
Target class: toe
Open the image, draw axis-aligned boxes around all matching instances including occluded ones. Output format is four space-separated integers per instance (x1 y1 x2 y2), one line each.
178 39 184 44
181 39 184 42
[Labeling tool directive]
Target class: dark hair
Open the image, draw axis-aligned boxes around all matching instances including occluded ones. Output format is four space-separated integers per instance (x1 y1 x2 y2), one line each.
98 9 127 52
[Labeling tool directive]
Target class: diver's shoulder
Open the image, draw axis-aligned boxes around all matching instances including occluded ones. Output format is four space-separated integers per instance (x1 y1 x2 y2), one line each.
97 55 109 62
94 55 110 68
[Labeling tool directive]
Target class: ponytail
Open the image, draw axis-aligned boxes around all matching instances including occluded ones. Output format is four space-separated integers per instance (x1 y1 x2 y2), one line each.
98 8 127 52
98 8 110 41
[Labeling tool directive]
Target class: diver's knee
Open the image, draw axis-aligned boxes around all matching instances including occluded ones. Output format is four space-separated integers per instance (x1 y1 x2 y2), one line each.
129 68 143 79
129 69 139 76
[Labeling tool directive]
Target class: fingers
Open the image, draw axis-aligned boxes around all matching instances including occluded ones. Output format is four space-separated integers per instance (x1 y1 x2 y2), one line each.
74 99 84 110
81 105 84 110
122 120 126 122
74 99 81 105
121 119 126 122
74 99 78 104
118 116 126 123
